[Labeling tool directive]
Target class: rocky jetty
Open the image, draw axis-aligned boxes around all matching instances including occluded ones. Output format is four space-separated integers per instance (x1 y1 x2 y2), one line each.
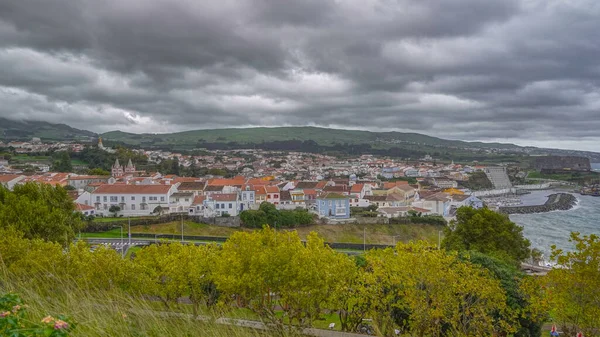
500 193 577 215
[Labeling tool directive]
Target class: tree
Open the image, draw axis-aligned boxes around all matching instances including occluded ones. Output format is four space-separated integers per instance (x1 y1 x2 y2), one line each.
87 168 111 176
365 242 511 336
462 251 547 337
545 232 600 336
52 151 73 173
109 205 120 217
214 227 354 331
443 207 531 263
134 243 219 315
153 206 165 215
0 183 82 246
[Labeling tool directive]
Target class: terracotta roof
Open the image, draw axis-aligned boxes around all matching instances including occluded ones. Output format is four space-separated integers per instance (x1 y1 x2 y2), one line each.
246 178 270 186
75 202 95 211
323 185 349 192
192 195 206 205
68 175 110 180
207 176 245 186
93 184 172 194
315 181 327 189
0 174 22 183
383 181 409 189
350 183 364 193
265 186 279 193
295 181 319 189
452 194 471 202
303 189 316 196
211 193 238 201
204 185 224 192
253 186 267 195
178 181 206 190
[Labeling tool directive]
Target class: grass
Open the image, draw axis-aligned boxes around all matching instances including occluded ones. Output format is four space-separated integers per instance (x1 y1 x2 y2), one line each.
0 276 292 337
93 216 156 223
86 222 443 245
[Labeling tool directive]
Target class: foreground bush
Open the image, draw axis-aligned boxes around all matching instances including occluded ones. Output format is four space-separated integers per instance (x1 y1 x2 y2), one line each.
0 293 75 337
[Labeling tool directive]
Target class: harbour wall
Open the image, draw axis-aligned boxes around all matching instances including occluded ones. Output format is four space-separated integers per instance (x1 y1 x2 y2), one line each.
499 193 577 215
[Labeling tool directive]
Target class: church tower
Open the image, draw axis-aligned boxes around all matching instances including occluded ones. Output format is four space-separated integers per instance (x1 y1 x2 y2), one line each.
111 158 124 177
125 159 136 175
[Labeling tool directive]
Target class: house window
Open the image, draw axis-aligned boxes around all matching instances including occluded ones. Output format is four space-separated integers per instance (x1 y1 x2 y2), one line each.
216 204 220 209
221 203 225 209
121 196 125 202
160 197 165 202
131 204 135 210
103 204 107 210
242 194 246 200
142 196 146 202
103 196 107 202
96 196 100 202
267 195 271 199
185 198 189 202
228 203 232 208
110 196 118 202
176 198 180 202
131 196 135 201
274 194 279 199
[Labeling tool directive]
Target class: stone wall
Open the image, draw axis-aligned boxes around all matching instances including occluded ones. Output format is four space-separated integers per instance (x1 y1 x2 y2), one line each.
324 217 389 225
499 193 577 214
194 216 241 227
534 156 591 172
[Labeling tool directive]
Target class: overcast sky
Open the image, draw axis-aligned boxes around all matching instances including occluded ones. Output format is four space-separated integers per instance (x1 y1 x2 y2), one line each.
1 0 599 151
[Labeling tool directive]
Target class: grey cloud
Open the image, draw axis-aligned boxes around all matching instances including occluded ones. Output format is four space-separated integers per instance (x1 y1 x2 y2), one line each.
0 0 599 151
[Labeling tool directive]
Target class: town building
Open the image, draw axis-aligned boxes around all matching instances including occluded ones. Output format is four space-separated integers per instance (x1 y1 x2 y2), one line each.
316 192 350 219
91 184 176 216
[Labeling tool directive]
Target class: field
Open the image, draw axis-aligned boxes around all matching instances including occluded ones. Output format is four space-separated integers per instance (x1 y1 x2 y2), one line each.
84 221 443 245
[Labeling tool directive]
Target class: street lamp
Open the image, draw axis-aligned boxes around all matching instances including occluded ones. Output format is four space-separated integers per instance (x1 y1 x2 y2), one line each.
114 225 124 258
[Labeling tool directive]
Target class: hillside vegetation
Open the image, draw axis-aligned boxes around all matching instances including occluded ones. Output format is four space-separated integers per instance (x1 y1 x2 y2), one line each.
102 126 519 150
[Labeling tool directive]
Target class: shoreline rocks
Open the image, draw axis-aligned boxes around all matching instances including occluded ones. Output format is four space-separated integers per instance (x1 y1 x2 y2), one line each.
499 193 577 215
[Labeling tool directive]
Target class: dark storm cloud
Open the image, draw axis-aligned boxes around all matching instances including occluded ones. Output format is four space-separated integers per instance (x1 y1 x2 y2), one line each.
1 0 600 150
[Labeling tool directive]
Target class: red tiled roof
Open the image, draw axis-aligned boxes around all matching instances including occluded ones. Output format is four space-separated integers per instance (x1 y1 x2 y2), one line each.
253 185 267 195
93 184 172 194
265 186 279 193
75 202 95 211
315 181 327 189
350 183 364 193
192 195 206 205
0 174 22 183
207 176 246 186
211 193 238 201
68 175 109 180
303 189 317 196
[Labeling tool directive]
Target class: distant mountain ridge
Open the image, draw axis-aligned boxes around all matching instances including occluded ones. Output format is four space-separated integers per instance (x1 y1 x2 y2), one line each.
1 118 598 161
0 117 96 141
101 126 521 150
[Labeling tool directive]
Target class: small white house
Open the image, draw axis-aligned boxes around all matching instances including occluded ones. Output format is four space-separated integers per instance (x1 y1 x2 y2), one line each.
91 184 177 216
0 174 25 190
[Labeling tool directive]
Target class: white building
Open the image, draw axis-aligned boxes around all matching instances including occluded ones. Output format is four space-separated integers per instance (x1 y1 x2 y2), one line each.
0 174 25 190
203 193 240 217
91 184 177 216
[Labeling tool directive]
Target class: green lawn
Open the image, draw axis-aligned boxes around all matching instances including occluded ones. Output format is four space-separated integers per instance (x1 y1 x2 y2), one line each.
92 216 156 223
83 222 443 245
81 228 124 238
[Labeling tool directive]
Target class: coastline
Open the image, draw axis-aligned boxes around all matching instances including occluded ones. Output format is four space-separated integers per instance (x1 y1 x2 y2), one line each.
499 193 578 215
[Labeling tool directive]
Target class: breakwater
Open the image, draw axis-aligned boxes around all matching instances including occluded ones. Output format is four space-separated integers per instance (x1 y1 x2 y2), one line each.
499 193 577 215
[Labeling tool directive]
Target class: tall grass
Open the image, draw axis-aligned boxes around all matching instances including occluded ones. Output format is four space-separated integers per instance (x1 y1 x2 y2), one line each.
0 269 296 337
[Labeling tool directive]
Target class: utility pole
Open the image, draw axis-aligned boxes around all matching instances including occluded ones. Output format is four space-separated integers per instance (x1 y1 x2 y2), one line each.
363 227 366 252
128 216 131 245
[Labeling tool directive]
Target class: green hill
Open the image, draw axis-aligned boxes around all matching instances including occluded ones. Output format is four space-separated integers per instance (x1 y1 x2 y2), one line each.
0 117 97 141
101 126 519 150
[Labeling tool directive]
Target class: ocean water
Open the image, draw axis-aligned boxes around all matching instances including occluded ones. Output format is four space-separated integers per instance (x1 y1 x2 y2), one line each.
510 191 600 259
592 162 600 172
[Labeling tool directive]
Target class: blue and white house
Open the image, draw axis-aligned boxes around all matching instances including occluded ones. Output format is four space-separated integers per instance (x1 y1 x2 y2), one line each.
316 192 350 219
